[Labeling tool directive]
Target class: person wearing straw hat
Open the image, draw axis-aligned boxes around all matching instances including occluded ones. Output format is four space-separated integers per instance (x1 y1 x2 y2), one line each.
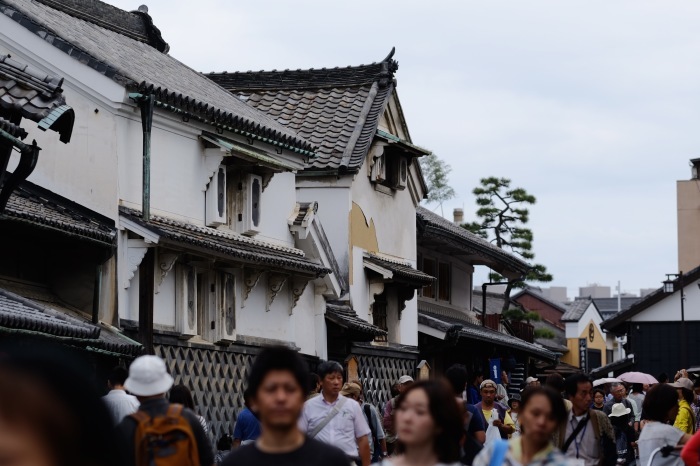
608 403 636 465
116 355 213 466
670 377 697 435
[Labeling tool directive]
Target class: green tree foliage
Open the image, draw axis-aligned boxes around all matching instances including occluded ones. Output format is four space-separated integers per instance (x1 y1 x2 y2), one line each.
462 177 553 309
420 153 455 214
534 328 556 340
501 308 541 323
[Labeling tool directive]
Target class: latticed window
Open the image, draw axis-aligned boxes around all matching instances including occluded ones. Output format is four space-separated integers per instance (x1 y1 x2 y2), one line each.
373 296 388 342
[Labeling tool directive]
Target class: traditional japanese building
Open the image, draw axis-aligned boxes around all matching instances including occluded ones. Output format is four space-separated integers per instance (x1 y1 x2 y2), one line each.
0 53 140 373
1 0 345 438
414 206 558 388
209 51 436 407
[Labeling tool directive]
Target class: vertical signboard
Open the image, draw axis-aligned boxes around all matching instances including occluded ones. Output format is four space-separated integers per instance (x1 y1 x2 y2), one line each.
489 358 502 384
579 338 588 373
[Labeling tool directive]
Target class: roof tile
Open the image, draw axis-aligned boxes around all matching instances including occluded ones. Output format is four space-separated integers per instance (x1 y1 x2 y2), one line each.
0 0 311 152
120 207 329 276
208 54 397 172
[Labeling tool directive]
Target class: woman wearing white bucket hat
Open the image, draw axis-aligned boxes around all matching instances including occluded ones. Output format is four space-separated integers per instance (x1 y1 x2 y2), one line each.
608 403 635 465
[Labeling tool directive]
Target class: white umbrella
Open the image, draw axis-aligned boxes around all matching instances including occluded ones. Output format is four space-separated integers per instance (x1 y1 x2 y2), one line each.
618 372 658 385
592 377 622 387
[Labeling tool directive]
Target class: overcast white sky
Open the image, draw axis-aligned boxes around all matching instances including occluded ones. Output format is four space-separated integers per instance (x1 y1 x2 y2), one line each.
109 0 700 298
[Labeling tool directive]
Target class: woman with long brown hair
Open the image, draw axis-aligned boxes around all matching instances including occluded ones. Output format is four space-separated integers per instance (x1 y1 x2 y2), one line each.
379 379 463 466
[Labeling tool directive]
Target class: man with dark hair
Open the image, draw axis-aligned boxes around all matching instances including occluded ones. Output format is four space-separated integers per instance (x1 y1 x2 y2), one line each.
307 373 321 400
223 347 350 466
467 372 484 404
232 388 261 448
102 366 139 425
555 373 615 466
444 364 486 444
475 379 514 440
299 360 370 466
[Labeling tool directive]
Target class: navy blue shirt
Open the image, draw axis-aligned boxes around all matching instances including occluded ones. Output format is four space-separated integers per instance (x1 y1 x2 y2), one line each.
233 407 261 442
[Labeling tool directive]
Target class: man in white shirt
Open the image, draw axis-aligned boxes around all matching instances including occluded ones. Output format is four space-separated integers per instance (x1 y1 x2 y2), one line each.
102 366 139 425
556 373 615 466
299 360 371 466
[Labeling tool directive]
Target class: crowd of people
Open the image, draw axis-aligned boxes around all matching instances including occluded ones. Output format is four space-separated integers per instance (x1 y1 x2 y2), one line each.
4 342 700 466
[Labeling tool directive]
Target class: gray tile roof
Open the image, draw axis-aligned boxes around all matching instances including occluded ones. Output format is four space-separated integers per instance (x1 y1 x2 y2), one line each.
591 297 640 321
2 180 116 245
364 253 435 286
0 54 74 142
325 302 386 339
418 311 557 362
34 0 169 52
207 50 399 172
561 298 594 322
0 0 312 153
120 207 330 276
0 285 142 357
472 290 511 314
416 206 530 276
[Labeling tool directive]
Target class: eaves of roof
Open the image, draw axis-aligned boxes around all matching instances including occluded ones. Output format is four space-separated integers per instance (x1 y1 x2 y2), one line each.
325 302 386 341
602 265 700 334
418 311 557 362
364 253 435 287
120 207 329 277
0 286 141 357
0 0 313 155
416 206 530 276
588 355 635 378
1 180 116 246
375 129 431 157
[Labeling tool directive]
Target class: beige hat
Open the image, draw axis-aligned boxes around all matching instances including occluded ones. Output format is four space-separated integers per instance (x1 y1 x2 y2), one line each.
525 376 539 384
340 382 362 398
397 375 414 385
480 379 497 390
608 403 632 418
670 377 694 391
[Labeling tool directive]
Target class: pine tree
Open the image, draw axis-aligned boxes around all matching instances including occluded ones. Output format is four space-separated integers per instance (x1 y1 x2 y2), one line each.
462 177 553 309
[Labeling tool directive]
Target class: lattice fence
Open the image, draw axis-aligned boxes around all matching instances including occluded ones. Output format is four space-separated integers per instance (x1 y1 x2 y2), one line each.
355 354 416 414
155 344 253 441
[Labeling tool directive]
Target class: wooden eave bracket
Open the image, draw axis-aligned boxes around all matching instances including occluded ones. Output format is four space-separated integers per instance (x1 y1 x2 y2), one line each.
290 276 310 314
242 267 264 308
155 252 179 294
266 273 288 312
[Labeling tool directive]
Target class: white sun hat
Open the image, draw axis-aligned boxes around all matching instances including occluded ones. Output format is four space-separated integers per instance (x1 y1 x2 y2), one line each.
124 355 174 397
608 403 631 418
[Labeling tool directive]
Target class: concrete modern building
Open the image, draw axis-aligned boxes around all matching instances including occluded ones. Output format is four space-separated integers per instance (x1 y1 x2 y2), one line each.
578 285 611 299
677 158 700 273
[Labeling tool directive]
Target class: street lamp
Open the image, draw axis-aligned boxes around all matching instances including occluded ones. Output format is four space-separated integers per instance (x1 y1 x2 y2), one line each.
663 272 686 368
